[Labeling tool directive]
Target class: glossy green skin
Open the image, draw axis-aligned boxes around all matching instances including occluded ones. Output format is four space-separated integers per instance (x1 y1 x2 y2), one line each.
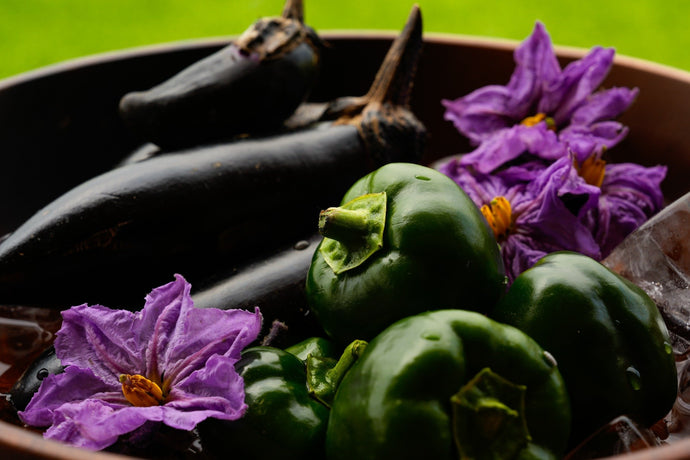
326 309 571 460
285 336 337 362
492 251 678 445
200 346 331 459
306 162 506 344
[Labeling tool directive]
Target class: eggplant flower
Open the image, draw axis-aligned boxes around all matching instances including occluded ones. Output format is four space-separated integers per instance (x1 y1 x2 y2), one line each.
19 274 262 451
439 155 600 281
575 147 667 257
442 21 638 172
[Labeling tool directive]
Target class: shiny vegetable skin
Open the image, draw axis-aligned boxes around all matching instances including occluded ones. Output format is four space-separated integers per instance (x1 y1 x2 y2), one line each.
326 309 571 460
0 8 426 309
119 0 321 149
491 251 678 445
306 162 506 344
0 124 366 307
200 346 332 459
9 345 64 412
285 336 336 362
192 234 323 347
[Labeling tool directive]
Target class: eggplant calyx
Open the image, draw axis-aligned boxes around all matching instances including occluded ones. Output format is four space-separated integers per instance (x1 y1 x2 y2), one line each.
235 0 320 61
281 0 304 23
334 4 423 122
330 5 426 166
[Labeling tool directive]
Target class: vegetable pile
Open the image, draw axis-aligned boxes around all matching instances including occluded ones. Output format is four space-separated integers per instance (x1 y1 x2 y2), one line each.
2 1 681 459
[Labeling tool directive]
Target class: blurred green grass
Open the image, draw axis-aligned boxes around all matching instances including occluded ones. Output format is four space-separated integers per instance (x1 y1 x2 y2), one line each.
2 0 689 79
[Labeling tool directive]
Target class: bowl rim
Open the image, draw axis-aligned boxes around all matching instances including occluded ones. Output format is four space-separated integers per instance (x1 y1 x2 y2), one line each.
1 31 689 460
2 30 690 90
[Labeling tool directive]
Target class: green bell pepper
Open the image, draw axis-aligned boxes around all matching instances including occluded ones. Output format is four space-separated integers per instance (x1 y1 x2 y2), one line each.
326 309 571 460
491 251 677 445
199 337 365 459
284 336 337 362
306 162 506 344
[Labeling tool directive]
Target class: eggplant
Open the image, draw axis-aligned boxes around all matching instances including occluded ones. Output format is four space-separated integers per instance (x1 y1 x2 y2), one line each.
119 0 322 149
0 6 425 309
9 345 64 412
192 233 322 347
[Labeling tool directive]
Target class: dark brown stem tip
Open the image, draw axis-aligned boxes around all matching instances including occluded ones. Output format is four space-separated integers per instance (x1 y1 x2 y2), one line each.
282 0 304 22
366 4 423 106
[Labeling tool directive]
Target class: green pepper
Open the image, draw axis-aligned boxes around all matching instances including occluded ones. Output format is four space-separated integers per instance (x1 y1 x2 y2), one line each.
491 251 677 445
199 338 365 459
326 309 571 460
306 162 506 344
285 336 337 362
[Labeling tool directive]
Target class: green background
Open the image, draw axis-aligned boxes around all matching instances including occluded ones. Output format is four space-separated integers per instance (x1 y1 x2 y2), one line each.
1 0 689 80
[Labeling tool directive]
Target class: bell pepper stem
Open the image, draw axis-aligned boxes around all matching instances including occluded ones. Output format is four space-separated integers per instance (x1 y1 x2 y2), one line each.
319 192 387 273
307 339 368 408
318 192 387 274
326 339 368 386
451 367 531 460
319 207 371 242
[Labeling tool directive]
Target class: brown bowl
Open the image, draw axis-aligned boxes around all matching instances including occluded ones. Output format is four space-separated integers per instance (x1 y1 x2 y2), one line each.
1 32 689 459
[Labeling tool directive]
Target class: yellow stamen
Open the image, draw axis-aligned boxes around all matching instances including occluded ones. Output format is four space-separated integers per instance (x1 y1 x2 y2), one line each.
480 196 513 241
577 155 606 188
119 374 164 407
520 113 556 130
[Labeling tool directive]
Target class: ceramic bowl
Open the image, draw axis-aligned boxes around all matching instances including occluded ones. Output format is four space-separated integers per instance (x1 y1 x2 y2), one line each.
1 32 690 459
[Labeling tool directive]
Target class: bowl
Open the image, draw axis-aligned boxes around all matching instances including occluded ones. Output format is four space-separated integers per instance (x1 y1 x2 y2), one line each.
1 32 690 459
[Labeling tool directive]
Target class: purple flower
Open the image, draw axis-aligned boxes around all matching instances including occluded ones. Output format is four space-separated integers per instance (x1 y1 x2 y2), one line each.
19 274 262 451
578 152 667 257
442 21 637 172
440 155 600 281
453 122 567 176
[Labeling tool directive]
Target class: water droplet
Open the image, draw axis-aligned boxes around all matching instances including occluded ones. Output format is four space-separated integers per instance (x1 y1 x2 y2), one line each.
542 351 558 368
293 240 310 250
415 175 431 181
36 368 50 381
422 331 440 341
664 342 673 355
626 366 642 391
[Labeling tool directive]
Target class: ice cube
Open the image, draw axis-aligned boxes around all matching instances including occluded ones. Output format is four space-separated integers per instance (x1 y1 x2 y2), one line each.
603 191 690 357
666 359 690 437
564 415 661 459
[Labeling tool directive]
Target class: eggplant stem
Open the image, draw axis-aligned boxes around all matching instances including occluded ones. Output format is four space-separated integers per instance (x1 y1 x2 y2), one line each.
364 4 422 107
282 0 304 23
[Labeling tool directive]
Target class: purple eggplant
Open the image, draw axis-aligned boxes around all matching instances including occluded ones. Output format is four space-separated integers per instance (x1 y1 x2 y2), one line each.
0 6 425 309
119 0 322 149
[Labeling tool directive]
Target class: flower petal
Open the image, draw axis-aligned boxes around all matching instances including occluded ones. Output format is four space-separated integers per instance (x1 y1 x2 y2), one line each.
137 274 193 381
569 87 639 126
437 159 523 206
19 366 121 428
508 21 561 112
541 46 615 124
45 400 160 451
163 306 262 387
55 307 142 384
524 157 601 256
532 155 601 216
501 233 550 282
442 85 515 145
162 355 249 430
458 123 567 174
586 162 666 256
442 22 560 145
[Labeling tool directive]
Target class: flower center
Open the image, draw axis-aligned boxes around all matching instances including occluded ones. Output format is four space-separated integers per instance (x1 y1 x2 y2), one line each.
119 374 165 407
520 112 556 130
480 196 513 241
577 155 606 187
